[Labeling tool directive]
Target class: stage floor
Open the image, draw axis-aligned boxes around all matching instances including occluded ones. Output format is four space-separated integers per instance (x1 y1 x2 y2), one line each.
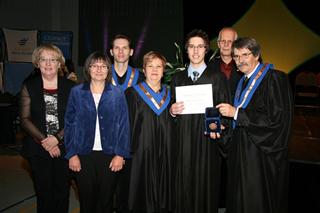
0 106 319 212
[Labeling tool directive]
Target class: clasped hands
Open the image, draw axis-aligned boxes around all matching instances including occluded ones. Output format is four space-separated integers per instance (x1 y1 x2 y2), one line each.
41 135 60 158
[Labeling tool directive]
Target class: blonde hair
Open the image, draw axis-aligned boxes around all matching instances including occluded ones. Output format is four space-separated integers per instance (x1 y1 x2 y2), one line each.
32 43 65 68
143 51 167 69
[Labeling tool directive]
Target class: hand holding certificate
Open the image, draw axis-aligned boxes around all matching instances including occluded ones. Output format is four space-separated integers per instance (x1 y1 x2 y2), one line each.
175 84 213 114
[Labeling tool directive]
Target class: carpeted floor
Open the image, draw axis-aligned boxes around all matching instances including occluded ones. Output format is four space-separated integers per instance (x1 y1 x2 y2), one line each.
0 145 80 213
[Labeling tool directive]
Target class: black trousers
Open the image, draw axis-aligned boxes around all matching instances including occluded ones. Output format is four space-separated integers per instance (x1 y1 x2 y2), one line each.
75 151 120 213
115 159 131 213
28 155 70 213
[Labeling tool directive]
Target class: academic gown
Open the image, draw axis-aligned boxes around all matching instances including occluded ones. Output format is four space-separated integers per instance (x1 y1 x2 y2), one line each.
226 69 293 213
112 66 145 211
207 56 242 208
125 84 174 213
112 65 145 91
170 67 230 213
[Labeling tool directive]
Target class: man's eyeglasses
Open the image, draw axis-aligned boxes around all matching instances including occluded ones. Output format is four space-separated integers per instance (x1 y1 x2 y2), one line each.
187 44 206 50
218 40 233 45
90 64 108 70
39 58 59 64
232 52 252 61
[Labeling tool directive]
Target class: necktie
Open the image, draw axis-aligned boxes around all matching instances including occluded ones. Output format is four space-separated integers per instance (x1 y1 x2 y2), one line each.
193 71 199 82
242 76 249 92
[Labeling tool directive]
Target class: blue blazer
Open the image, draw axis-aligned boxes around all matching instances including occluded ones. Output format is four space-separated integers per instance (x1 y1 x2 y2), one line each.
64 82 131 159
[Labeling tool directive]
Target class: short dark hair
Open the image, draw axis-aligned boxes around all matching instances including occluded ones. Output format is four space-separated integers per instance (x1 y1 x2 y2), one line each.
111 34 132 48
231 37 261 58
83 51 112 83
184 29 210 52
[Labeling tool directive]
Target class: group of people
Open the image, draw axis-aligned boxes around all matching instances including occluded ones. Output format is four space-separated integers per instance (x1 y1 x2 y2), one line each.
19 27 293 213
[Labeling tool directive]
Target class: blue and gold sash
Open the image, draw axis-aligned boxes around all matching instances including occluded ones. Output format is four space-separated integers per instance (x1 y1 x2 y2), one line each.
233 63 273 127
111 65 139 91
134 82 171 116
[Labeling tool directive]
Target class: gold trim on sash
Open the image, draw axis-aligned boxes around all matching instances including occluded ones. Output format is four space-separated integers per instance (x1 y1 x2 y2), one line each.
138 83 168 110
238 64 268 108
127 68 136 88
111 68 136 87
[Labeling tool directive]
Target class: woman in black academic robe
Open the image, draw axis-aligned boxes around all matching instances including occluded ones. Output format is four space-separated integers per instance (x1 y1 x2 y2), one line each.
125 51 174 213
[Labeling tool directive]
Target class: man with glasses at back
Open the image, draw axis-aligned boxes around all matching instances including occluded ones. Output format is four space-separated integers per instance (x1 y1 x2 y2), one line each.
207 27 242 210
208 27 242 101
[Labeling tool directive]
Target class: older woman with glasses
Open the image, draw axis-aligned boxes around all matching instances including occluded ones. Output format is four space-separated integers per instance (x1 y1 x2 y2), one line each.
19 44 75 213
64 51 130 213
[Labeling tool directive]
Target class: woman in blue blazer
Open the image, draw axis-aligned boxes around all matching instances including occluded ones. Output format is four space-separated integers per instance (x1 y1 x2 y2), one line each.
64 52 130 213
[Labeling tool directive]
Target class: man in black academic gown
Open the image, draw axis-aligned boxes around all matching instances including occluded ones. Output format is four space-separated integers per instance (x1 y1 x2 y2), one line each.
170 29 230 213
212 37 293 213
110 34 144 91
109 34 144 213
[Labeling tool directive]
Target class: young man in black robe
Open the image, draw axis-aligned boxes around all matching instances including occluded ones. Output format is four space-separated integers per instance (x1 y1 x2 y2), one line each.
109 34 144 213
212 37 293 213
110 34 144 91
170 29 230 213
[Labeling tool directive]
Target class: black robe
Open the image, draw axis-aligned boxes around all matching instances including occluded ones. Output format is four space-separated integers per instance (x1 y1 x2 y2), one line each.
207 57 242 101
207 55 242 209
170 67 230 213
226 69 293 213
125 85 174 213
113 67 145 212
113 67 145 89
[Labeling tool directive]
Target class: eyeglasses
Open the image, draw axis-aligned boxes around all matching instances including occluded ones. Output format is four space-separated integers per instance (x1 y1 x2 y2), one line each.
39 58 59 64
232 52 252 61
187 44 206 50
218 40 233 45
90 64 108 70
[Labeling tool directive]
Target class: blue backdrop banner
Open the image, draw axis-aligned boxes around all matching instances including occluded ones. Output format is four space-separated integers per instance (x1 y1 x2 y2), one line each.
39 31 73 60
4 62 33 95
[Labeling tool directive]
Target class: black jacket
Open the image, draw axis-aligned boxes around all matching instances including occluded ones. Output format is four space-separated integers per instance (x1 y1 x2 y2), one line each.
19 75 75 158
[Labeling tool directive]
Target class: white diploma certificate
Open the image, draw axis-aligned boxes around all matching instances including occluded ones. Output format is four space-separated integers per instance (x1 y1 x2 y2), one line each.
175 84 213 114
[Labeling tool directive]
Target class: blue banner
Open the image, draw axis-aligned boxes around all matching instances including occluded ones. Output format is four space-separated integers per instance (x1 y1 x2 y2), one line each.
39 31 73 60
4 62 34 95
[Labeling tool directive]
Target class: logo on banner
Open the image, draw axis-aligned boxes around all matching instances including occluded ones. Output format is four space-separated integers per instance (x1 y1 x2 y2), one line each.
39 31 73 60
3 28 38 63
